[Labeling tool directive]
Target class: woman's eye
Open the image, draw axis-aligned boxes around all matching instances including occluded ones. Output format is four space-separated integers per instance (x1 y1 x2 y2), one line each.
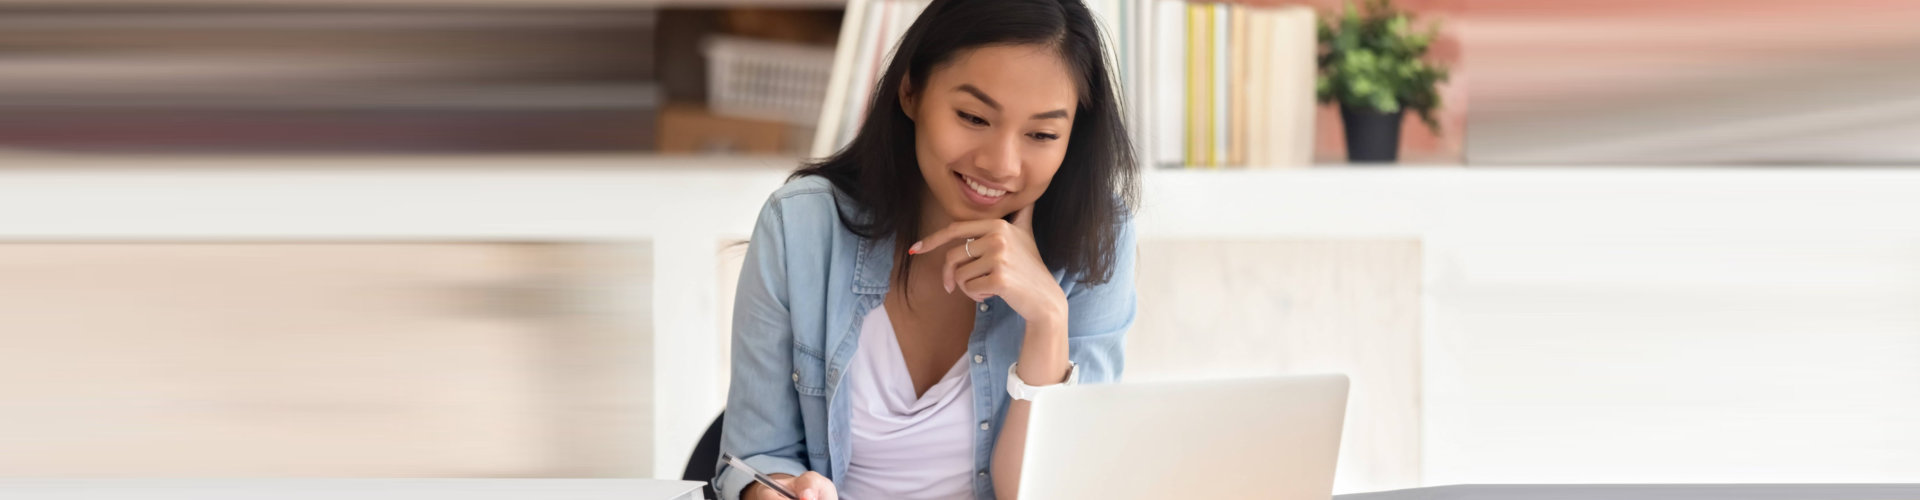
1029 132 1060 142
957 111 988 127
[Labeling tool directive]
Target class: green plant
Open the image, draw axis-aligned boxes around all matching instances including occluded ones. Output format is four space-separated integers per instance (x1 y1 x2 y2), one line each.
1316 0 1451 132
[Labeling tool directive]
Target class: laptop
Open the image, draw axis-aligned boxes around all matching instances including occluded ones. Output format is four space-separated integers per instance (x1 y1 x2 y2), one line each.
1016 373 1350 500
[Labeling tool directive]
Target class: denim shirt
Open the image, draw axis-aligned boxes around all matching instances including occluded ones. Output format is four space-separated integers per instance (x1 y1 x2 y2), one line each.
715 175 1137 500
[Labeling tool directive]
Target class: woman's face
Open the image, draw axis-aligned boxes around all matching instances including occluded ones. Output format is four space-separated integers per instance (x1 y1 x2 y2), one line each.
902 44 1078 223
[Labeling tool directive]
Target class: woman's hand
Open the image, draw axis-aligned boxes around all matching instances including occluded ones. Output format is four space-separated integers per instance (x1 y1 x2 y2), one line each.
745 471 837 500
908 205 1067 324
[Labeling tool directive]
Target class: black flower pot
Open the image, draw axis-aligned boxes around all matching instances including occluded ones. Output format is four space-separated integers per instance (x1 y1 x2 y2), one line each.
1340 103 1405 164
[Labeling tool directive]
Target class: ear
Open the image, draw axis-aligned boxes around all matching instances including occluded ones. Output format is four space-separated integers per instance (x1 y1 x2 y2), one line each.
897 75 917 122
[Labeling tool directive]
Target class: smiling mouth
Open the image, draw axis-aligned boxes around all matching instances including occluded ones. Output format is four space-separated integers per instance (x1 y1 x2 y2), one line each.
956 172 1009 198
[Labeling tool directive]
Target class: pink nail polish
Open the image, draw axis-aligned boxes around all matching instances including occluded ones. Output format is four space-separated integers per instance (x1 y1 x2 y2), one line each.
908 242 923 254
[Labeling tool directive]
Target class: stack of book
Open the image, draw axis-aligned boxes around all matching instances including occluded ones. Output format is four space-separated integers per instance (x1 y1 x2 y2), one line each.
1162 2 1317 168
815 0 1318 170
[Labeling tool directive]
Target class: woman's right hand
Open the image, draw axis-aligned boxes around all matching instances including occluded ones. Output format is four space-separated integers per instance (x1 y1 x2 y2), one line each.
745 471 838 500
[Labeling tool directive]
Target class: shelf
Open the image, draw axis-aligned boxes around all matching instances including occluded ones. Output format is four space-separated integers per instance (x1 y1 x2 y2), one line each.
0 84 664 111
3 153 1918 243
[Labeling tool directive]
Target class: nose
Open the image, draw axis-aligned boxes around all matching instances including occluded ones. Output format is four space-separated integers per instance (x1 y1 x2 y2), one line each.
973 130 1021 181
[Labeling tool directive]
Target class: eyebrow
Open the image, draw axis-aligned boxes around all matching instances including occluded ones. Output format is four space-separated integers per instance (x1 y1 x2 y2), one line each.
954 84 1070 120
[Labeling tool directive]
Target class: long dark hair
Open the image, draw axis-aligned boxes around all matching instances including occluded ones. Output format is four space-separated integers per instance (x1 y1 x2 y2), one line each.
793 0 1139 292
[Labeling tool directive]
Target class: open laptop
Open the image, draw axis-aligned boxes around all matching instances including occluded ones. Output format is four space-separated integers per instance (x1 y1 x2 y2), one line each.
1016 373 1350 500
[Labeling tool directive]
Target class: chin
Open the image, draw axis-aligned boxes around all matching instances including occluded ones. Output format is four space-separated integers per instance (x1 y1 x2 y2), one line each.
944 204 996 222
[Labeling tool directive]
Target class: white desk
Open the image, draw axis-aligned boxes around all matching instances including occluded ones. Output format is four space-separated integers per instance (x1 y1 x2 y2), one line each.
1335 484 1920 500
0 479 708 500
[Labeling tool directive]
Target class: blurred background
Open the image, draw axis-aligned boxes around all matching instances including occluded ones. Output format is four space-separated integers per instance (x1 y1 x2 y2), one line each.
0 0 1916 495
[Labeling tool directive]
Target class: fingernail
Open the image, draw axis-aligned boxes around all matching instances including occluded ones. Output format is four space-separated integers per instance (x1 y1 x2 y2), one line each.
803 488 817 500
908 242 923 254
945 282 953 293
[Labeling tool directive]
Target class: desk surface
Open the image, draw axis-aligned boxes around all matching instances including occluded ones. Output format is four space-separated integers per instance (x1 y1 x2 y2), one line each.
0 479 708 500
1336 484 1920 500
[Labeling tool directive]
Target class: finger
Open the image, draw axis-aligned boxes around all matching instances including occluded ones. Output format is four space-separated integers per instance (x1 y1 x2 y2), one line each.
1010 204 1035 232
952 258 997 301
795 472 833 500
959 271 1002 302
909 219 1004 256
756 476 794 500
942 237 995 293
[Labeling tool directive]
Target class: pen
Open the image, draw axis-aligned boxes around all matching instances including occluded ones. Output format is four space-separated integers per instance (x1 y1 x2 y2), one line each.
721 452 801 499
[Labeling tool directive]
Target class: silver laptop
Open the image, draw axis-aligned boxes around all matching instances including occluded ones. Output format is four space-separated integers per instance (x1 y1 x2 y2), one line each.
1016 374 1350 500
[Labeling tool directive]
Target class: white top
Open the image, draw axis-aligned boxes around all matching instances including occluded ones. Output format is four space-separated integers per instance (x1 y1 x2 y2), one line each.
836 305 975 500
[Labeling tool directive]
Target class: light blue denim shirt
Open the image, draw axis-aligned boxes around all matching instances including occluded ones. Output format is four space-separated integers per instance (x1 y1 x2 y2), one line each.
715 175 1136 500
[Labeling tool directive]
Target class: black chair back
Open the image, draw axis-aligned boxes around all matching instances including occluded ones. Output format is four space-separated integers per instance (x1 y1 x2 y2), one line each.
682 412 725 499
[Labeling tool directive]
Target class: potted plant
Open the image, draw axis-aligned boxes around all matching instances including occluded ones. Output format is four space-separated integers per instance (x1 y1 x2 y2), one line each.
1317 0 1450 163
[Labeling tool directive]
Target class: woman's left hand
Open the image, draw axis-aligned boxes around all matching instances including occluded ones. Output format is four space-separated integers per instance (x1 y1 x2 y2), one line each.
908 205 1067 323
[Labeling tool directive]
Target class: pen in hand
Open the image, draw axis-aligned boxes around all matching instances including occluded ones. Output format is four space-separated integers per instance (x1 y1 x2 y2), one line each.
722 453 800 500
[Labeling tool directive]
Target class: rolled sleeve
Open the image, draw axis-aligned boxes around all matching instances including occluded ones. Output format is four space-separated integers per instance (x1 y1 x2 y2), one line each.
715 194 811 500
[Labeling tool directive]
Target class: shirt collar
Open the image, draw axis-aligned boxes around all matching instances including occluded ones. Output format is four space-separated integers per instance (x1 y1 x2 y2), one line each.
852 232 894 295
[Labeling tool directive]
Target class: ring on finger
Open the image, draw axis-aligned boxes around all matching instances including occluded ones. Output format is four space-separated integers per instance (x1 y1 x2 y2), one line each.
964 238 976 259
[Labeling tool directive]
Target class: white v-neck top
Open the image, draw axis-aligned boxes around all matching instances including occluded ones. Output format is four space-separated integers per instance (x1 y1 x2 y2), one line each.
836 304 976 500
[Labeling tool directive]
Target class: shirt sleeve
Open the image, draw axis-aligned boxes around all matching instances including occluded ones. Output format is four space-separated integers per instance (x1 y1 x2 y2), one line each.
1063 216 1137 384
714 193 811 500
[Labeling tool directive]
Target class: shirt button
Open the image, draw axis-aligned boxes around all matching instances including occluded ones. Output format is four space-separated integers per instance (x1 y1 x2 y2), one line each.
973 354 984 364
978 471 988 478
979 421 991 431
791 372 800 382
978 302 989 312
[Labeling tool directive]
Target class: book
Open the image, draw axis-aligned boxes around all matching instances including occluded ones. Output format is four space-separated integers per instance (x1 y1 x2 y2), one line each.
1152 0 1187 168
1212 3 1228 168
1230 5 1249 168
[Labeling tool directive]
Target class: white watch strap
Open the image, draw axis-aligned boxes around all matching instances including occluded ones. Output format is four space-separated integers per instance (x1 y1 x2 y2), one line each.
1007 360 1079 401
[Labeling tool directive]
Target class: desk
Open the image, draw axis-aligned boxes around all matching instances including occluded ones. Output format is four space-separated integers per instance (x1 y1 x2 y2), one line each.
1335 484 1920 500
0 479 708 500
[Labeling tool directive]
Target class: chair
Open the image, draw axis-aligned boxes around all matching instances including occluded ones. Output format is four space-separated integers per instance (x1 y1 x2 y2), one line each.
682 412 725 499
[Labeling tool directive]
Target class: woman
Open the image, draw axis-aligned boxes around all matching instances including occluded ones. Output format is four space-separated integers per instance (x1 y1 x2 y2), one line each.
715 0 1137 498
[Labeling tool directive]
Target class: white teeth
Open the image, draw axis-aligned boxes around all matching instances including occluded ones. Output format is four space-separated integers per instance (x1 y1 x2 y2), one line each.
963 176 1006 197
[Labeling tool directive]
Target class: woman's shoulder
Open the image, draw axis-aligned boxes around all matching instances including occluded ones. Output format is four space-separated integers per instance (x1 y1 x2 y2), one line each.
759 174 855 232
769 174 837 202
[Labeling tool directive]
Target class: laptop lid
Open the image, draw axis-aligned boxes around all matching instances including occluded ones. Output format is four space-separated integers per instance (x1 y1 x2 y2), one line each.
1016 374 1350 500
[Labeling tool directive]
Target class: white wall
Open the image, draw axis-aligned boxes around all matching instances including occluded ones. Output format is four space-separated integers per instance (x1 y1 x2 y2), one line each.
1417 172 1920 485
1129 240 1424 494
1144 168 1920 488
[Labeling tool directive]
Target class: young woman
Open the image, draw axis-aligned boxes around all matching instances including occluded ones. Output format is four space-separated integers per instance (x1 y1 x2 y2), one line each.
715 0 1137 498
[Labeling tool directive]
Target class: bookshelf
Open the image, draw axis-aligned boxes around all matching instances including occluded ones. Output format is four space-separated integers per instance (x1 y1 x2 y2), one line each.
0 1 844 156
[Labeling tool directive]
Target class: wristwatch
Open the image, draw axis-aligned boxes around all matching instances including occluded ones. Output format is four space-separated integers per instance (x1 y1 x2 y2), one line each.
1006 360 1080 401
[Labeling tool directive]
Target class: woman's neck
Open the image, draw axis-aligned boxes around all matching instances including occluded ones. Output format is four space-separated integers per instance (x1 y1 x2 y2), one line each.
914 186 952 241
